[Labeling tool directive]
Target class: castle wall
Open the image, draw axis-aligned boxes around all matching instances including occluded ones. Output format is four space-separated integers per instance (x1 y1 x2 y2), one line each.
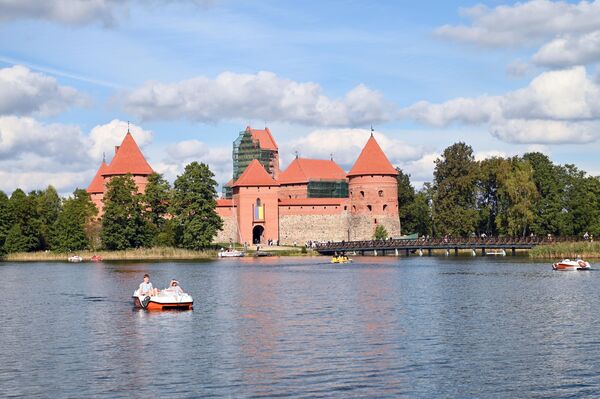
279 212 349 244
234 185 279 245
279 184 308 199
215 201 238 243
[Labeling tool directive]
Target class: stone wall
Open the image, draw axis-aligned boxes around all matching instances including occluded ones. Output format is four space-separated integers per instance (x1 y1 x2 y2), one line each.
349 214 400 241
279 212 349 244
214 214 238 244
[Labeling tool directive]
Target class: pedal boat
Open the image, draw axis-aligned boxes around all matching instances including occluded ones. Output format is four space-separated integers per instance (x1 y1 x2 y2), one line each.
133 289 193 310
218 249 245 258
552 259 591 271
331 256 352 264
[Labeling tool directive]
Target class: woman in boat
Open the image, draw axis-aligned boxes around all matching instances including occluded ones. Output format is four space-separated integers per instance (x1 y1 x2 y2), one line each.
164 279 184 295
139 274 159 296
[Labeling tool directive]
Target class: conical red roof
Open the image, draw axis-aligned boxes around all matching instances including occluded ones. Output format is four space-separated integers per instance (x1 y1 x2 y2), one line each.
87 161 109 194
233 159 279 187
347 135 398 177
247 126 277 150
103 132 154 176
279 158 346 184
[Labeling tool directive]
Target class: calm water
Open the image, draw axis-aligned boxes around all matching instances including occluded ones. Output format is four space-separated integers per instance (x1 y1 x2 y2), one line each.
1 256 599 398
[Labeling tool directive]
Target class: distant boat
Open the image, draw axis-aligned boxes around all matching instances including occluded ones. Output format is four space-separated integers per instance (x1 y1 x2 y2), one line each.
68 255 83 263
553 259 591 271
90 255 103 262
331 256 352 264
218 249 245 258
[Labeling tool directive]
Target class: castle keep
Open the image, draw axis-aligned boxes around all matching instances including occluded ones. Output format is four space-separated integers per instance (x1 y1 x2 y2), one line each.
87 126 401 244
215 126 400 245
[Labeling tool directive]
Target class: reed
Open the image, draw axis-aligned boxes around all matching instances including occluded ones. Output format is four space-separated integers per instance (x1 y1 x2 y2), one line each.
3 247 216 262
529 242 600 259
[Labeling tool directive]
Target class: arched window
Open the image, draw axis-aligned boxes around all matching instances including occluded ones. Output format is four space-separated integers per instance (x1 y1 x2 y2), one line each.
360 191 365 198
383 204 388 211
352 205 357 211
378 190 384 197
256 198 261 207
367 205 372 211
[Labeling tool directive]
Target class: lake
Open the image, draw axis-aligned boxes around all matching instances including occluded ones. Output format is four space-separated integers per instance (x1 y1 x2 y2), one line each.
1 256 599 398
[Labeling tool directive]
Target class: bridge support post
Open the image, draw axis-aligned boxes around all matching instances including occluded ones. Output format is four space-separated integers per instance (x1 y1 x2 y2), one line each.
512 247 516 256
428 248 432 256
374 249 377 256
482 247 486 256
405 249 409 256
454 247 459 256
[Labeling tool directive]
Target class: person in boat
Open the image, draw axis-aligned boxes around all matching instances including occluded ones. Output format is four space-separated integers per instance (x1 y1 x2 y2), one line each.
139 274 158 296
164 279 184 295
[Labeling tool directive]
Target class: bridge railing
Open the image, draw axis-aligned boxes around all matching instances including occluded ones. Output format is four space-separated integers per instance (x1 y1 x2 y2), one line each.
315 235 584 251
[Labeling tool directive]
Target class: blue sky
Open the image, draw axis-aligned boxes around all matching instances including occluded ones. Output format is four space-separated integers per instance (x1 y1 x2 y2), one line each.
1 0 599 194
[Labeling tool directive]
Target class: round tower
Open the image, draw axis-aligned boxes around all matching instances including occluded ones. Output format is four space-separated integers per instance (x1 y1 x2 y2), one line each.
347 133 400 241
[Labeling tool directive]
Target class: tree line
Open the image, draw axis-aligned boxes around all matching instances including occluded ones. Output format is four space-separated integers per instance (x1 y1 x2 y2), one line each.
0 162 222 254
398 142 600 238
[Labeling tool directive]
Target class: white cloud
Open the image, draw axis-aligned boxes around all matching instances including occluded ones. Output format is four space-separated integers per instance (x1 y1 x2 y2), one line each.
160 139 232 185
533 31 600 67
436 0 600 48
0 65 84 117
506 60 530 77
400 67 600 144
284 129 423 171
397 152 439 188
0 0 210 26
0 117 153 193
474 150 508 161
88 119 153 162
123 71 392 127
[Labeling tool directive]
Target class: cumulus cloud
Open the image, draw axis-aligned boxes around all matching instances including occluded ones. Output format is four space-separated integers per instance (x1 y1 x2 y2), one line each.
436 0 600 48
0 0 209 26
0 65 85 117
88 119 153 162
0 117 153 193
533 31 600 67
159 139 231 185
400 67 600 144
123 71 392 127
284 129 423 171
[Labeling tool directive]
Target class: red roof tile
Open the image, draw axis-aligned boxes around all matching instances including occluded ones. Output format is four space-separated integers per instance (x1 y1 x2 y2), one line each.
347 135 398 177
278 158 347 185
278 198 346 206
216 199 234 207
103 132 154 176
247 126 278 150
233 159 279 187
86 161 109 194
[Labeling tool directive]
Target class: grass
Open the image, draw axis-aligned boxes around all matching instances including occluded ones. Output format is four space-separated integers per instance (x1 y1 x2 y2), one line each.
3 247 217 262
529 242 600 259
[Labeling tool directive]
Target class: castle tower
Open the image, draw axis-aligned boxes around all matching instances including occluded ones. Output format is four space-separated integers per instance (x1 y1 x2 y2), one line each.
347 133 400 240
232 159 280 245
86 160 109 214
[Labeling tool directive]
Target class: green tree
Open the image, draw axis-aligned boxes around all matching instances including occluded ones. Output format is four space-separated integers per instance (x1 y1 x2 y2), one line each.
50 189 98 251
476 157 511 236
143 172 172 245
4 224 29 253
7 189 41 252
432 143 478 237
496 159 538 237
37 185 62 250
172 162 222 249
403 191 432 236
374 225 388 240
0 191 10 254
101 175 151 250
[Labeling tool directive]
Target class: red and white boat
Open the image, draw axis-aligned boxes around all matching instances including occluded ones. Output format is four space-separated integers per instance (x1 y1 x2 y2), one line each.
132 289 193 310
552 259 591 271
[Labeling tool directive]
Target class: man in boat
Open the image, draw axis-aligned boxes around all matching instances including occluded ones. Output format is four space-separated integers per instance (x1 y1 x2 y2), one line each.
139 274 158 296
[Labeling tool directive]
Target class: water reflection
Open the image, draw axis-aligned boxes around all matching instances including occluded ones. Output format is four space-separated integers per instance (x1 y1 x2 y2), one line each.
1 257 600 398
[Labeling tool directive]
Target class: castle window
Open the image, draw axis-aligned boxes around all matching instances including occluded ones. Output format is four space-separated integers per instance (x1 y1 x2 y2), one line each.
374 218 377 224
378 190 384 197
383 204 388 211
344 206 347 210
289 195 292 199
360 191 365 197
367 205 372 211
352 205 356 211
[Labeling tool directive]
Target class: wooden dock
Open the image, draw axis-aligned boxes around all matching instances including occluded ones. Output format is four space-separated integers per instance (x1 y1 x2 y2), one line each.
315 236 576 256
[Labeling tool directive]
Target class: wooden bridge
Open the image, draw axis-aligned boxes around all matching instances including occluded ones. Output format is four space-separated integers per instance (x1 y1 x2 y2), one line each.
315 236 577 256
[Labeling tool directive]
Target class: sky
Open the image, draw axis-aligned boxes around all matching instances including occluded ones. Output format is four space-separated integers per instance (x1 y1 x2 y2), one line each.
1 0 600 194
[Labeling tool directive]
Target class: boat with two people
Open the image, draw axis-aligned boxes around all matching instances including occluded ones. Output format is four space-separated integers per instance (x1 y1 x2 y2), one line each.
133 278 193 310
331 255 352 264
68 255 83 263
552 258 591 271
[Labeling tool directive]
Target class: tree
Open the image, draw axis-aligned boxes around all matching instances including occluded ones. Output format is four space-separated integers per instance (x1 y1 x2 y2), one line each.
403 191 432 236
50 189 97 252
374 225 388 240
7 189 41 252
171 162 222 250
476 157 511 236
4 224 29 253
432 143 478 236
0 191 10 254
101 175 151 250
144 172 172 245
37 186 62 250
496 159 538 237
